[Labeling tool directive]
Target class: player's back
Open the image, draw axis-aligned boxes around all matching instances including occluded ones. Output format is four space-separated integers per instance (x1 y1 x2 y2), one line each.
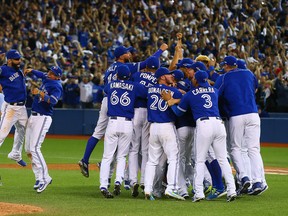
106 80 146 119
147 84 182 123
216 69 258 117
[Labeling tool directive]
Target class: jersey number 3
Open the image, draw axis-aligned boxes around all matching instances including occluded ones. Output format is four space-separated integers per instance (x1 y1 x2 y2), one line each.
201 94 212 108
111 90 131 106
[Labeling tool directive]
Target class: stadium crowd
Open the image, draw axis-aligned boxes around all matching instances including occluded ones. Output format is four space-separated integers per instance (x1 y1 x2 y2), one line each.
0 0 288 112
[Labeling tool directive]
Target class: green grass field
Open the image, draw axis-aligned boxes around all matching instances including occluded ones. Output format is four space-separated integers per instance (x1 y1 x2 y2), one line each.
0 136 288 216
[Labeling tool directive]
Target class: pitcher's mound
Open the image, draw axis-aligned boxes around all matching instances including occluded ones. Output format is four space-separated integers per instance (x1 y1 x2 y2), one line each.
0 202 43 216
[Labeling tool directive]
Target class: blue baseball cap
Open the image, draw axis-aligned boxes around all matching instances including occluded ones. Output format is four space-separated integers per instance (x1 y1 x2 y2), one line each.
176 58 194 68
189 61 207 71
172 69 184 81
195 70 210 88
146 56 160 69
49 66 63 77
155 67 173 79
236 59 247 69
220 56 237 67
177 80 190 92
117 65 131 79
114 45 133 58
6 49 22 59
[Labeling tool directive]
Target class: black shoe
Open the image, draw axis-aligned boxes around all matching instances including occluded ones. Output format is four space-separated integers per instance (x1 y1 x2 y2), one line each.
101 188 114 198
132 183 139 197
113 182 121 196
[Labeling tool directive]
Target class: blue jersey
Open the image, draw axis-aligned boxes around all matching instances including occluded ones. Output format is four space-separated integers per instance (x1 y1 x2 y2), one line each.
132 71 157 108
105 80 147 119
147 84 182 123
31 70 63 116
0 65 27 103
214 68 258 117
177 86 220 121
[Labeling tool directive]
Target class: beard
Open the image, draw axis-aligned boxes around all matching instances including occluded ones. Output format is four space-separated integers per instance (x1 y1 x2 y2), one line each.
11 61 21 70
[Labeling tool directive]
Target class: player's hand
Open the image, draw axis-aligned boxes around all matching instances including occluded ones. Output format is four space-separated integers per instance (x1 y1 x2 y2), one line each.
24 68 32 75
31 87 40 95
209 58 216 67
159 43 168 51
161 90 172 101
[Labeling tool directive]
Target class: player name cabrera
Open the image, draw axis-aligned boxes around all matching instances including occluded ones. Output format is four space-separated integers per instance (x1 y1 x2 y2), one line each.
192 87 215 95
110 82 134 91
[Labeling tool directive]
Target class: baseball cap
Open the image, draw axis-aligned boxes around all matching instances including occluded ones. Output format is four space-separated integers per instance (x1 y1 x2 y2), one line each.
237 59 247 69
189 61 207 71
177 80 190 92
220 56 237 67
117 65 131 79
171 69 184 81
195 70 210 88
0 48 6 55
176 58 194 68
155 67 173 79
6 49 22 59
146 56 160 69
195 55 210 62
49 66 63 77
114 45 133 58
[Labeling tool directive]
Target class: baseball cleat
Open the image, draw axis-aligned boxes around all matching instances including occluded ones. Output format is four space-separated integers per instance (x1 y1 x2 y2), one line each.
113 181 121 196
145 193 155 201
192 196 205 202
33 180 40 190
131 183 139 197
181 193 190 200
37 179 52 193
227 193 237 202
78 160 89 178
247 182 262 195
16 159 27 167
165 190 185 201
8 154 27 167
101 188 114 199
239 176 250 194
140 184 145 194
206 188 227 200
258 184 269 195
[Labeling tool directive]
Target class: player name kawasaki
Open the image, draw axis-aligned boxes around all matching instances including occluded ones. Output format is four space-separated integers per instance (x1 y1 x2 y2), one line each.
110 82 134 91
192 87 215 95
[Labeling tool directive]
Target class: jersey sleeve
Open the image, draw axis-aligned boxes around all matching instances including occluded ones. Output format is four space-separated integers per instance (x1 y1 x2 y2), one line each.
32 70 46 79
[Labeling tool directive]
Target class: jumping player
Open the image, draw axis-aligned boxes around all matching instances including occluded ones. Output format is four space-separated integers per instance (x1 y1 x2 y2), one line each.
24 66 63 193
0 49 28 167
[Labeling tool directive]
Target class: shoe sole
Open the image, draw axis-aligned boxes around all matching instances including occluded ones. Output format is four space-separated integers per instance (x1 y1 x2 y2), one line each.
192 197 205 202
132 183 139 197
227 195 237 202
78 161 89 178
165 192 185 201
37 180 52 193
101 190 114 198
240 181 250 194
258 185 268 195
206 191 227 200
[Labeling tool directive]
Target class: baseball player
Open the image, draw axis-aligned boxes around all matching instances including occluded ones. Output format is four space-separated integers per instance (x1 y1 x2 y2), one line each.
129 56 159 197
78 43 168 178
0 49 28 167
24 66 63 193
99 65 147 198
144 67 185 201
162 70 237 202
214 56 268 195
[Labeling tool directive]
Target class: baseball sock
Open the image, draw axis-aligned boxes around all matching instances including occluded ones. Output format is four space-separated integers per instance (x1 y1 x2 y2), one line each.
83 136 99 163
210 159 225 191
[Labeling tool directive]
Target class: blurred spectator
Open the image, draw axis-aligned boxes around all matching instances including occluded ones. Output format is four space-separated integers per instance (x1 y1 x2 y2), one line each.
92 74 104 109
63 73 80 109
274 73 288 112
79 73 93 109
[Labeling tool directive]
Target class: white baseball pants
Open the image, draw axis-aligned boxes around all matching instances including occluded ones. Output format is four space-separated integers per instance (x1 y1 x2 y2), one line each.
193 117 236 198
0 102 27 161
25 114 52 184
144 122 180 194
100 117 133 189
